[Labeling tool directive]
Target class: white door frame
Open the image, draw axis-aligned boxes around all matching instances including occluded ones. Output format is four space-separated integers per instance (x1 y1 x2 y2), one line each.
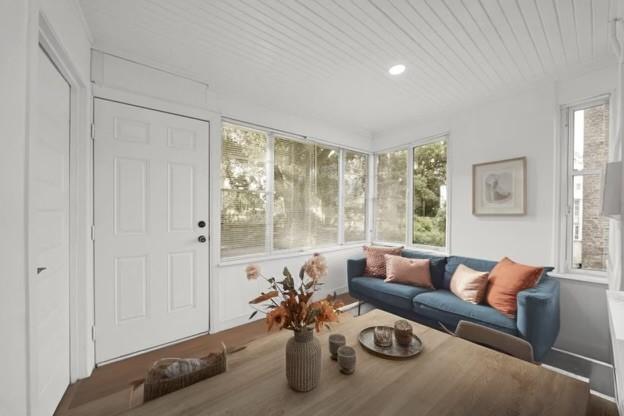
90 84 222 350
26 10 93 394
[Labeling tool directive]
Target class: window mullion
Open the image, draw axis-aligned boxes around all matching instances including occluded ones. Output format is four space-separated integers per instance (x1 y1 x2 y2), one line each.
338 149 345 245
406 147 414 246
266 133 275 255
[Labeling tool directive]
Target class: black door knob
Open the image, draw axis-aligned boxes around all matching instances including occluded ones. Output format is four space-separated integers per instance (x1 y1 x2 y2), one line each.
198 235 207 243
198 221 206 228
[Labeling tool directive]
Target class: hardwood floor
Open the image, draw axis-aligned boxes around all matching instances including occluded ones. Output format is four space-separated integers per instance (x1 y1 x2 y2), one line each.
55 295 618 416
587 395 619 416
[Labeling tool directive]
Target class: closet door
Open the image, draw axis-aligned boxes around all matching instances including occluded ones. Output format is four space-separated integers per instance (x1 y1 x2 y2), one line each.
29 46 71 416
94 99 210 363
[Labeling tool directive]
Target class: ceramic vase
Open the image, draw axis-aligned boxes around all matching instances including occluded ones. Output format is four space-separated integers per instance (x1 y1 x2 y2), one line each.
285 328 321 392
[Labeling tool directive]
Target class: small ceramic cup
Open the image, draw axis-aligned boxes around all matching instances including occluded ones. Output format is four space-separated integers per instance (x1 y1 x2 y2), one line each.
373 326 393 347
329 334 346 360
394 320 413 347
337 345 356 375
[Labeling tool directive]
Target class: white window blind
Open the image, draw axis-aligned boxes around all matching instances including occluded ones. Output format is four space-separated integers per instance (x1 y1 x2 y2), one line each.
273 138 340 250
344 151 368 242
273 137 314 250
375 149 407 243
312 146 340 246
220 124 268 258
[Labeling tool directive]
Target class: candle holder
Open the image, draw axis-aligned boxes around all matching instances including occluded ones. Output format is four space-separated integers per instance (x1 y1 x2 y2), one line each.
394 320 413 347
373 326 393 348
328 334 346 360
337 345 356 375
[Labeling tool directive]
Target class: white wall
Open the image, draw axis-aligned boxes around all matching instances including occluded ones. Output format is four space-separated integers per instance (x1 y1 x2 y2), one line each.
372 67 616 363
0 0 92 414
214 247 361 332
0 2 31 415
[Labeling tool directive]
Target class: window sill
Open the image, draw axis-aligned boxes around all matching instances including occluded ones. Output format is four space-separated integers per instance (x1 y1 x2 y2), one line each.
217 243 366 267
548 272 608 285
371 241 448 257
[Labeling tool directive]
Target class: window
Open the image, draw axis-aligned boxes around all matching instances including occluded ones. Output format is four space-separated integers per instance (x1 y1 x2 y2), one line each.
375 149 408 242
413 140 447 248
374 136 449 249
343 151 369 242
220 121 369 260
273 139 339 250
564 100 610 273
313 146 340 246
273 138 314 250
220 124 268 258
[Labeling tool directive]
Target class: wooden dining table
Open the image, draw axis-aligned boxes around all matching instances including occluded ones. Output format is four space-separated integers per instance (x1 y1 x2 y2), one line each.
122 309 589 416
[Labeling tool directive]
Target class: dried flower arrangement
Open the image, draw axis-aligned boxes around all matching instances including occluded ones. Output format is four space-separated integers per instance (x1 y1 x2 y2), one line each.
246 254 343 332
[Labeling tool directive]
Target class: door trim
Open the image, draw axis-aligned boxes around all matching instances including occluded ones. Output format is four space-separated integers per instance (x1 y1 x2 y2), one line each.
26 11 93 400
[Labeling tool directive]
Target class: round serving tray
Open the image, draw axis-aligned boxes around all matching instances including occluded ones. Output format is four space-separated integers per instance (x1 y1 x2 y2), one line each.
358 326 423 359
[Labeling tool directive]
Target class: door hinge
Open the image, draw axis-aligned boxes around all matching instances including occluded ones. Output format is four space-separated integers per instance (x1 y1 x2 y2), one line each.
90 123 95 140
91 325 96 341
91 225 96 241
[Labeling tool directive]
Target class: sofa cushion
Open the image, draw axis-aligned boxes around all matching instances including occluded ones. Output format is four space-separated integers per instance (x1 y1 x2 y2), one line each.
412 290 517 334
363 245 403 278
401 250 447 289
444 256 499 289
486 257 544 317
450 264 489 304
350 277 433 311
384 255 433 288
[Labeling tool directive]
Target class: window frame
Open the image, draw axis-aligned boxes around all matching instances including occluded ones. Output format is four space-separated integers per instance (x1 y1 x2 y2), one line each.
219 119 372 263
373 133 451 254
557 95 611 279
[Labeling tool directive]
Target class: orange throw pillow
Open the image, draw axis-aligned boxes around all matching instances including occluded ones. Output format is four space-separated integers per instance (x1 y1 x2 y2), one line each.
486 257 543 317
363 245 403 278
384 255 434 288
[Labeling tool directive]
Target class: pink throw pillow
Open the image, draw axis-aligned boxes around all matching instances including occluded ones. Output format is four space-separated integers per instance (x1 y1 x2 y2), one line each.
384 255 434 288
450 264 489 304
363 245 403 278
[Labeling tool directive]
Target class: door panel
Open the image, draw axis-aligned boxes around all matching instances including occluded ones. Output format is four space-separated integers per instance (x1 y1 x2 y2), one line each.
94 99 210 363
30 46 71 416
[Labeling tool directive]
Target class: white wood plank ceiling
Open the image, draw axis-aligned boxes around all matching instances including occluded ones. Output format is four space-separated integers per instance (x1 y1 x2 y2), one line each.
80 0 615 136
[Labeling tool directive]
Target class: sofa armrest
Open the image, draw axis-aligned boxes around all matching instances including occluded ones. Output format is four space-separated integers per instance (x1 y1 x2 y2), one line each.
347 257 366 288
516 276 560 362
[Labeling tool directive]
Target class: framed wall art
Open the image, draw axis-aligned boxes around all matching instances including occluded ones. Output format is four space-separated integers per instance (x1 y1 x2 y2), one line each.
473 157 527 216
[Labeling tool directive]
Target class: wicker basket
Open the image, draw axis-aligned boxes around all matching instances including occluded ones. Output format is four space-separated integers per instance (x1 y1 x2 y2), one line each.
142 346 227 403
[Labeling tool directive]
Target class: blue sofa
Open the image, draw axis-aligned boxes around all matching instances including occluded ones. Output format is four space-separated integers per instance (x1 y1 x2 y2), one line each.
347 249 560 361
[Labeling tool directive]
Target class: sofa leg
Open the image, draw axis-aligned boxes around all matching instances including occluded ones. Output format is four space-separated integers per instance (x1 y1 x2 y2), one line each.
357 301 362 316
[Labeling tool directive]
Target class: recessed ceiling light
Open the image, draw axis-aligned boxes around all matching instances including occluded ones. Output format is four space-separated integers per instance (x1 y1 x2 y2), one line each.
388 64 406 75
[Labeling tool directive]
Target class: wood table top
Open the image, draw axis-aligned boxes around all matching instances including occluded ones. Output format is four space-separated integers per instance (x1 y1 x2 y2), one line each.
122 309 589 416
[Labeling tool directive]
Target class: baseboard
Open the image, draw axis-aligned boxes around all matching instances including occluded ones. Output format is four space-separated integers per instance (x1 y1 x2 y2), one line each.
544 347 615 399
551 347 614 368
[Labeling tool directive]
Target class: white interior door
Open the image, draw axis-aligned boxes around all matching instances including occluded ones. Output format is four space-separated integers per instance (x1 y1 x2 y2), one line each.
29 46 71 416
94 99 210 363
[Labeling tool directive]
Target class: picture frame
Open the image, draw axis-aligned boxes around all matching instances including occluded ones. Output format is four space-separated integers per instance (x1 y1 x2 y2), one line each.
472 157 527 216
